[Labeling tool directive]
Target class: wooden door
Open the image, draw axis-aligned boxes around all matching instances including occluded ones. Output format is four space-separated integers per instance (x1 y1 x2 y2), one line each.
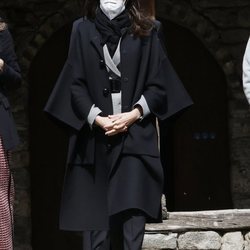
159 19 233 211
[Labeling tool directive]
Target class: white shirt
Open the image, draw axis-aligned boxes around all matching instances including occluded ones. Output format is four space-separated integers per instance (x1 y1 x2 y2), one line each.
243 37 250 104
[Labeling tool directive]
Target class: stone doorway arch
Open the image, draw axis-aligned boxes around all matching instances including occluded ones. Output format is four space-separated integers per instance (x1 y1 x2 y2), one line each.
20 3 83 250
154 0 238 209
155 0 236 79
159 19 232 211
28 23 82 250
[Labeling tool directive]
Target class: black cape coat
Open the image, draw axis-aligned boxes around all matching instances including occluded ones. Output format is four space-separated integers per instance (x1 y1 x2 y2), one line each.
0 27 21 150
45 17 193 231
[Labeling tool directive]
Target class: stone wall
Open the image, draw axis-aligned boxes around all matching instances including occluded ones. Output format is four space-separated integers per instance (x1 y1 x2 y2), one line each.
143 210 250 250
0 0 250 249
143 231 250 250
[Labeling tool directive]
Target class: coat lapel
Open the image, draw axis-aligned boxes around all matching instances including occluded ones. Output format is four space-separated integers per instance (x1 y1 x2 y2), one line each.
90 26 104 60
120 34 142 112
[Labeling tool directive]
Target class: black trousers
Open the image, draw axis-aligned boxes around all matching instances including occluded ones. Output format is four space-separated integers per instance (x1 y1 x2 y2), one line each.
82 210 146 250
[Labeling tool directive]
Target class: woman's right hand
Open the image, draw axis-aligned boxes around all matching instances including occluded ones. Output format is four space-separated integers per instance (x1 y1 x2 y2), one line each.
95 115 114 132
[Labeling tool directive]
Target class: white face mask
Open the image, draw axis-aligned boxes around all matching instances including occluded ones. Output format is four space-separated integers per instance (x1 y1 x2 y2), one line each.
100 0 126 20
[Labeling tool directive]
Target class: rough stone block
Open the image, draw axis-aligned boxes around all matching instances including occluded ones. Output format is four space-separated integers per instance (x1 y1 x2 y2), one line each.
245 241 250 250
245 232 250 250
178 231 221 250
245 232 250 241
221 232 244 250
142 233 177 250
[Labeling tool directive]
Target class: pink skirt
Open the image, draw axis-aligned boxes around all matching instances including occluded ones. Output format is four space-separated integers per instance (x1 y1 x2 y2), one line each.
0 136 14 250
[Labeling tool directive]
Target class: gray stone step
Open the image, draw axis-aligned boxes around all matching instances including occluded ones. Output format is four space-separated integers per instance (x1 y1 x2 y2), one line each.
142 209 250 250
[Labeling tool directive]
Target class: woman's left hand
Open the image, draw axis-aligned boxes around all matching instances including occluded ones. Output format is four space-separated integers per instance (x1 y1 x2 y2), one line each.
0 59 4 72
104 108 142 136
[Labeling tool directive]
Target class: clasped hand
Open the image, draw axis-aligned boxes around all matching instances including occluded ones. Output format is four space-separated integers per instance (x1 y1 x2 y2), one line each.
95 108 141 136
0 59 4 72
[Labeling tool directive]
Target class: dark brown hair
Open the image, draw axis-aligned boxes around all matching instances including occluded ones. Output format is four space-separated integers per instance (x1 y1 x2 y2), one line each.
80 0 154 36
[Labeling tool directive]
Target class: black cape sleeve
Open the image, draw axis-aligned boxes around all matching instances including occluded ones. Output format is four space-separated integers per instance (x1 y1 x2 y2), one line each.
143 22 193 120
44 18 86 131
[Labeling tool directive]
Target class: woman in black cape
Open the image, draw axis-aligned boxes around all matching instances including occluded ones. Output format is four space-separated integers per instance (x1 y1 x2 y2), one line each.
0 16 21 250
45 0 192 249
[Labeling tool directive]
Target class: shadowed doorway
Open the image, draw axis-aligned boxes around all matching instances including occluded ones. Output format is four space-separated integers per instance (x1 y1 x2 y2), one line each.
28 18 232 249
29 23 82 250
159 19 233 211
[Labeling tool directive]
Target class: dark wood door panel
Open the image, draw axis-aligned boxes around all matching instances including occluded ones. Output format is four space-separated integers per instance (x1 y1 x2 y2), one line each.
159 19 232 211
